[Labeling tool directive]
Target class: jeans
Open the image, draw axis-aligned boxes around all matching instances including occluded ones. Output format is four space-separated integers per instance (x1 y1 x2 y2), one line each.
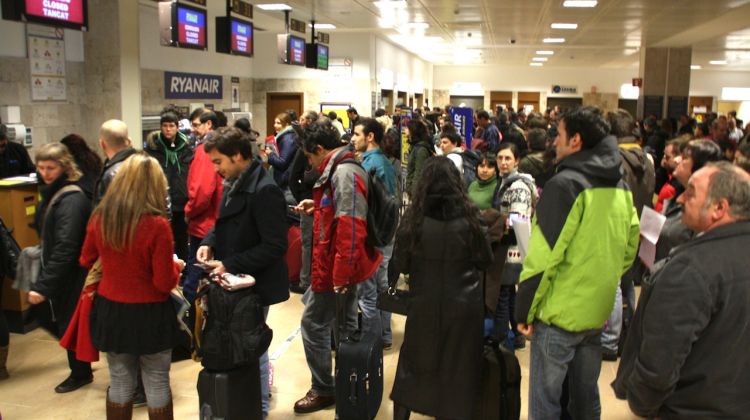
529 322 602 420
106 349 172 408
492 284 518 343
300 287 358 396
357 243 394 343
601 285 623 352
260 307 270 419
299 213 313 289
183 234 204 302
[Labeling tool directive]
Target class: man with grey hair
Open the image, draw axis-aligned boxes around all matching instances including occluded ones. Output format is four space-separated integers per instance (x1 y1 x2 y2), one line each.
614 162 750 418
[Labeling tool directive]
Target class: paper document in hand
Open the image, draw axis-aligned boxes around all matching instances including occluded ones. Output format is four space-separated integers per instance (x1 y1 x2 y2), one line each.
640 207 667 243
512 217 531 261
638 207 667 269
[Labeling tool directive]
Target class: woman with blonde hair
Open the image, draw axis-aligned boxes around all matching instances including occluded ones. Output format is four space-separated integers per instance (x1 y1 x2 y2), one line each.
79 153 185 419
28 142 93 393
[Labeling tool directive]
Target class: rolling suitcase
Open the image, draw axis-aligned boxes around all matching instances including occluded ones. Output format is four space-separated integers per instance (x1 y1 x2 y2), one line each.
197 364 263 420
473 342 522 420
334 293 384 420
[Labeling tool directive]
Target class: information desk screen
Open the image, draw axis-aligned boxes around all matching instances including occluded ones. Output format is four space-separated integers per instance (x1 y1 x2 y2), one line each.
24 0 87 30
177 4 206 48
289 35 305 66
230 18 253 56
317 44 329 70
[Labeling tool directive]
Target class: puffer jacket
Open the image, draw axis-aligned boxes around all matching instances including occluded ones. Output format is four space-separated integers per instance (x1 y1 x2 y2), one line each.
310 147 382 292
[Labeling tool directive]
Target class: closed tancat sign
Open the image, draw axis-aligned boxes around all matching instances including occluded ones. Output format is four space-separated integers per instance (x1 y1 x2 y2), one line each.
165 71 223 99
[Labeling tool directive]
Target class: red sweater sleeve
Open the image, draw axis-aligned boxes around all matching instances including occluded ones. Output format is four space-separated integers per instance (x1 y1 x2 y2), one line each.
79 218 100 269
185 145 219 218
150 218 181 294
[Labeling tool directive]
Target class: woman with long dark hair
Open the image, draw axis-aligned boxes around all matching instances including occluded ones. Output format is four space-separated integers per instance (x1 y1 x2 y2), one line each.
60 134 103 199
391 157 492 420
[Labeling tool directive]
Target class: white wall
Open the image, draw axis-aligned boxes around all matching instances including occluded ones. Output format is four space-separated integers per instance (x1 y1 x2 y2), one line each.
374 37 433 94
434 64 750 101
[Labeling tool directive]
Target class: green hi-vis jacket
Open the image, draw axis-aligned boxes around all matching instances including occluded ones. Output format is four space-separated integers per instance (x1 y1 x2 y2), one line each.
516 135 640 332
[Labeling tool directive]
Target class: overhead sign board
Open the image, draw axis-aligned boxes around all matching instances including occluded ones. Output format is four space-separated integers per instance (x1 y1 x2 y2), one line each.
551 85 578 94
165 71 222 99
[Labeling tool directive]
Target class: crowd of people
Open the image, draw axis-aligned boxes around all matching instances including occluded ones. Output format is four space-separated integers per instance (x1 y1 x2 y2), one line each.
0 100 749 420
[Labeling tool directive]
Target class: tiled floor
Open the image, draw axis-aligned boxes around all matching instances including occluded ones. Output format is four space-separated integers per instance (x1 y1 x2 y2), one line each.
0 292 641 419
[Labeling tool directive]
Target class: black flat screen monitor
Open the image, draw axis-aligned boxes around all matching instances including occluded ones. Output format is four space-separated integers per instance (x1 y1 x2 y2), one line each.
159 1 207 50
18 0 88 30
216 16 253 57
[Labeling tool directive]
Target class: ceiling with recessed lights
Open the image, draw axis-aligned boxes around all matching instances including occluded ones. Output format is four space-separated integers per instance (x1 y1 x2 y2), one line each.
251 0 750 70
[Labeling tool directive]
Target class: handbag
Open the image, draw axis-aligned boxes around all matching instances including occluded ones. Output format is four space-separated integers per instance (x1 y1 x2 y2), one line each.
376 274 412 316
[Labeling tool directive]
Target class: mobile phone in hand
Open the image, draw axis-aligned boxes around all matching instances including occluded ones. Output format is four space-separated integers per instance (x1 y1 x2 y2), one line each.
193 262 213 271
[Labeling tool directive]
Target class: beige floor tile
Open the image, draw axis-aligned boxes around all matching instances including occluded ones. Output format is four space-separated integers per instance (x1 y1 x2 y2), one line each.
0 293 642 419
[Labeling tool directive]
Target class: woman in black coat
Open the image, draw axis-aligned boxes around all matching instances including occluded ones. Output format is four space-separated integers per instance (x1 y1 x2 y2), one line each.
28 142 92 393
391 157 492 420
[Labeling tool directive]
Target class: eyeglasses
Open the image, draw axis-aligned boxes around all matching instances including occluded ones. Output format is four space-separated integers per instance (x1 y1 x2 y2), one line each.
191 121 203 128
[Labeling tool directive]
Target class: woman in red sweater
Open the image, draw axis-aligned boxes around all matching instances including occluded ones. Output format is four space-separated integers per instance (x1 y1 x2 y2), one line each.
80 153 184 419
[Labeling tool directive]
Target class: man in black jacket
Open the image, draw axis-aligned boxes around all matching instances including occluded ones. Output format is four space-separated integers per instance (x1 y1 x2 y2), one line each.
0 124 34 179
614 162 750 418
93 119 136 205
198 127 289 419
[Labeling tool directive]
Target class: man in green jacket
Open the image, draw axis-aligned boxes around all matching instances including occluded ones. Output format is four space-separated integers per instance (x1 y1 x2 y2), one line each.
516 106 640 419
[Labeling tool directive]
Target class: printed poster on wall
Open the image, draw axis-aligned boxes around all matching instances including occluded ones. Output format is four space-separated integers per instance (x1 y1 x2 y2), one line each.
27 25 67 101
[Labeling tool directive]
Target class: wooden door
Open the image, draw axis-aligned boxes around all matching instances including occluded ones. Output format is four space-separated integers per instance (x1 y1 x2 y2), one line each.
518 91 541 114
266 92 304 136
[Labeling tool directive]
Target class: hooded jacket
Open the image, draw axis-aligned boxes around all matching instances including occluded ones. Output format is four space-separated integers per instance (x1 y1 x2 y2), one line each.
516 135 640 332
618 138 655 217
310 147 382 292
93 147 136 206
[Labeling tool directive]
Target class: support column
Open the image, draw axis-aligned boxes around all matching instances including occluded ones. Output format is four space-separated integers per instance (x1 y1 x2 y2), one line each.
637 47 692 120
83 0 142 149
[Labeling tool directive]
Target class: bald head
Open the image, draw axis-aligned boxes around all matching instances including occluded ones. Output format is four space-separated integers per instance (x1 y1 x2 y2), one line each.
100 119 130 149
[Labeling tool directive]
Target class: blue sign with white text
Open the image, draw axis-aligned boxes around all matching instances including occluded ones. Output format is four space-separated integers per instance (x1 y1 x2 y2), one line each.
164 71 223 99
450 107 474 150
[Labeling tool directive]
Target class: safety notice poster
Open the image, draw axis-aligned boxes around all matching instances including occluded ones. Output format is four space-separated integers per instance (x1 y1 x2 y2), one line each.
28 25 67 101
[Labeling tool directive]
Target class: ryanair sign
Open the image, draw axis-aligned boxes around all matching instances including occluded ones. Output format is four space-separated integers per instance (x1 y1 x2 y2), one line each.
164 71 223 99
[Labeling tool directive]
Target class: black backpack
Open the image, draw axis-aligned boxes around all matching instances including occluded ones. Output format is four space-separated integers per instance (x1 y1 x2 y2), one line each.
338 159 400 248
196 282 273 371
460 149 480 187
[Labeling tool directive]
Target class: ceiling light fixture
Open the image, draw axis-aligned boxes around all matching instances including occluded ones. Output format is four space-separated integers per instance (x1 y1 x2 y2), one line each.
533 57 548 61
536 50 554 55
543 38 566 43
709 60 727 65
691 65 701 70
530 63 543 67
551 23 578 29
373 0 408 9
563 0 597 7
256 3 292 10
309 23 336 29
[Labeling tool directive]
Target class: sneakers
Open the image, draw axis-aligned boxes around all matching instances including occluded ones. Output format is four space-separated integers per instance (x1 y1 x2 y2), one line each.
54 375 93 393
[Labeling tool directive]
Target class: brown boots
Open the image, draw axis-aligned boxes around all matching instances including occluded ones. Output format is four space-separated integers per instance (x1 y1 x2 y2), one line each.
106 398 133 420
147 400 173 420
0 345 8 380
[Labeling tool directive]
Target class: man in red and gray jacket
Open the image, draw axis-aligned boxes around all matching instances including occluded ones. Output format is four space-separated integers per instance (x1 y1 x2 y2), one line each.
292 118 382 413
183 110 223 301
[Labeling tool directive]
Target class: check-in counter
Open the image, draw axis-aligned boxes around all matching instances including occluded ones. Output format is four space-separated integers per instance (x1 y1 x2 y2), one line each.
0 178 39 332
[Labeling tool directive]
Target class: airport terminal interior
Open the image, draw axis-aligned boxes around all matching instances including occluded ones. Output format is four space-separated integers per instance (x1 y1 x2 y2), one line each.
1 0 750 419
